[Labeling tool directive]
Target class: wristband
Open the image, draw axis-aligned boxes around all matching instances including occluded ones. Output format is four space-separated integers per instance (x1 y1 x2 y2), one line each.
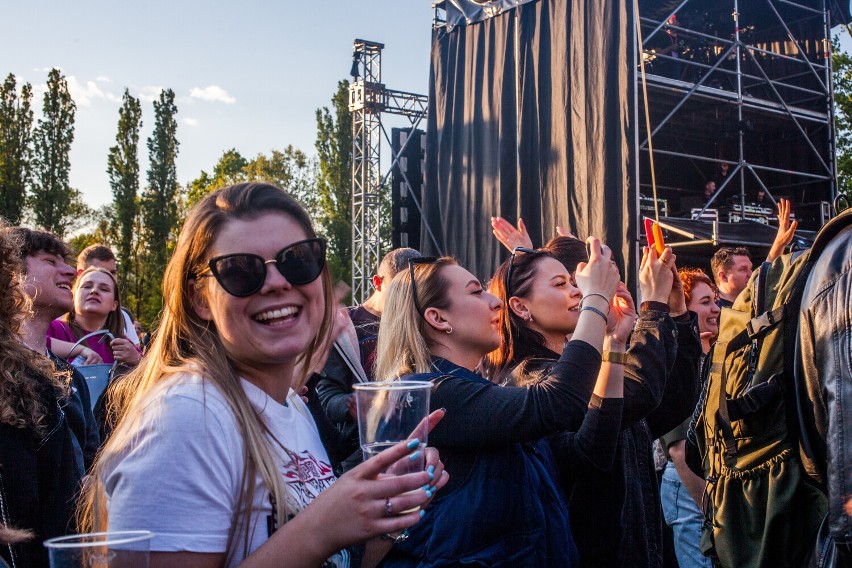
640 301 670 313
581 293 610 307
602 351 628 365
581 305 608 324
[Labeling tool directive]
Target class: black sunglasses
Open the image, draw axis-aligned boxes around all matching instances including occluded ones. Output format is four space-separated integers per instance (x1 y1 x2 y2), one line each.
505 246 540 298
408 256 439 319
200 238 327 298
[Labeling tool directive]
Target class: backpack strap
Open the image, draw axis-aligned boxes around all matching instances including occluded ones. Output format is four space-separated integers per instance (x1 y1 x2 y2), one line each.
726 373 784 421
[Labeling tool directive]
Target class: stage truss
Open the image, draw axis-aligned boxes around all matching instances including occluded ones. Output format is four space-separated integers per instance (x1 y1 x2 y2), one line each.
349 39 429 303
635 0 838 243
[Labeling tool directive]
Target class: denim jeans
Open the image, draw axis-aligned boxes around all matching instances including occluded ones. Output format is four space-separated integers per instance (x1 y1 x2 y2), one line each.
661 461 712 568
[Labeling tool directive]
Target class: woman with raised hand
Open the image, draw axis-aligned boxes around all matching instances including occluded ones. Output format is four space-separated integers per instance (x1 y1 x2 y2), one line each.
79 183 447 568
47 266 141 367
374 238 620 567
485 247 635 487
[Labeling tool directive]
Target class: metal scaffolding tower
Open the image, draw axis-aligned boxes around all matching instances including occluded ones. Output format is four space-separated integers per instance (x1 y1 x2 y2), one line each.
349 39 428 303
635 0 837 241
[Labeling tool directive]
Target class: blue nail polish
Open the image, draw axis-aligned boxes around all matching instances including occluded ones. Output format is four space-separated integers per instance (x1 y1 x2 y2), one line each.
419 510 425 518
422 484 430 491
427 465 435 474
406 439 420 450
409 451 421 462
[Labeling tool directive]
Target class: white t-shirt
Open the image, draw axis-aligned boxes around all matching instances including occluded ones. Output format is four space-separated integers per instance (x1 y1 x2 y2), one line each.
104 373 348 567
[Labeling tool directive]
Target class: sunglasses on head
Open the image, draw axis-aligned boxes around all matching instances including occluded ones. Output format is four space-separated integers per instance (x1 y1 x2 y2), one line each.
505 246 540 298
408 256 440 319
200 238 326 297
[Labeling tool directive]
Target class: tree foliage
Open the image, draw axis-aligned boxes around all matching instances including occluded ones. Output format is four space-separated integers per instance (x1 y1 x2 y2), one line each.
0 74 33 223
833 37 852 205
140 88 180 320
188 146 316 209
107 89 143 286
315 79 353 284
30 68 76 236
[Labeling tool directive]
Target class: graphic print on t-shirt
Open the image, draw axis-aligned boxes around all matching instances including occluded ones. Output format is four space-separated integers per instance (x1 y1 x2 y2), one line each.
280 447 336 508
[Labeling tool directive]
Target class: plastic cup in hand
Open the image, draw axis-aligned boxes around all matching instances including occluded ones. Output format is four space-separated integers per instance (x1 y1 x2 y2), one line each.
353 381 432 477
44 531 154 567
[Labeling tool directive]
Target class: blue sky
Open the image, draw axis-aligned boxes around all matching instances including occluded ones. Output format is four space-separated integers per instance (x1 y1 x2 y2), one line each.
4 2 852 210
3 1 435 208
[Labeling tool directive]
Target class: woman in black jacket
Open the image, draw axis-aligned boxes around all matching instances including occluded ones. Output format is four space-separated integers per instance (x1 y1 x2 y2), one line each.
491 235 703 568
0 224 81 568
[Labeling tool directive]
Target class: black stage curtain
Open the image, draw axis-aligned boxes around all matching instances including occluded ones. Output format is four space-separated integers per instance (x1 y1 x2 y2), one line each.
424 0 636 288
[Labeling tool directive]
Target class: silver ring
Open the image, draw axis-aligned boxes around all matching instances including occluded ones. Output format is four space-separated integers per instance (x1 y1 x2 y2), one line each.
384 497 393 517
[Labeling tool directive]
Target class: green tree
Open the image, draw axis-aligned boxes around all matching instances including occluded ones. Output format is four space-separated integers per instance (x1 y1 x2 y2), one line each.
107 89 143 286
315 79 353 284
186 148 247 206
0 74 33 223
140 88 180 321
30 68 76 236
187 146 316 210
834 37 852 203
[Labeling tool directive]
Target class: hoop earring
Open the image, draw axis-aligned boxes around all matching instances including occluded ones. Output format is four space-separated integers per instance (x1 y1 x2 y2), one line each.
446 325 453 335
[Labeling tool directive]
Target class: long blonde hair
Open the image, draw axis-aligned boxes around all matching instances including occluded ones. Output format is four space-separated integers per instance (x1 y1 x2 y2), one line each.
374 257 456 380
79 183 334 562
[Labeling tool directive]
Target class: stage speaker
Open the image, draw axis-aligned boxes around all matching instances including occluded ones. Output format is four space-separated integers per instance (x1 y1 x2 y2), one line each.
391 128 425 250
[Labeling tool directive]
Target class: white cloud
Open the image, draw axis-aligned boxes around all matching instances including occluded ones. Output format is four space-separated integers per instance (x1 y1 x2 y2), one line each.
95 76 111 83
189 85 236 104
182 117 198 127
32 66 61 73
137 86 164 102
65 75 120 107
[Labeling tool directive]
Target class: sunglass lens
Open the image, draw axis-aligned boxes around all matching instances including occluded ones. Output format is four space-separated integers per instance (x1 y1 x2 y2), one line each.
277 240 325 285
213 255 266 297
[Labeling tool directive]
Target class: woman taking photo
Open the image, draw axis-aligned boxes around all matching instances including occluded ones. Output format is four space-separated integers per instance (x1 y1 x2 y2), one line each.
47 266 141 367
374 240 620 566
80 183 447 568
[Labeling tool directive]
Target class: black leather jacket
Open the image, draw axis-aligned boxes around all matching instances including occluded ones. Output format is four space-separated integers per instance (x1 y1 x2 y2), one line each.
797 221 852 556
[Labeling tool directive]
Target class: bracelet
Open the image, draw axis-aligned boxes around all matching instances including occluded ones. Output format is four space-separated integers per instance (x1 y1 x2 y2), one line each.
581 305 608 324
581 293 610 307
602 351 628 365
381 529 410 543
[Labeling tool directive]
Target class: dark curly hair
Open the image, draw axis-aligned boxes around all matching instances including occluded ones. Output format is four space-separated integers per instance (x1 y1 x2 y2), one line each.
0 224 67 433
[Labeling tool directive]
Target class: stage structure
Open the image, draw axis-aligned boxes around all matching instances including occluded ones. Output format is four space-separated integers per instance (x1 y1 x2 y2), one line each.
349 39 430 303
636 0 850 258
421 0 850 287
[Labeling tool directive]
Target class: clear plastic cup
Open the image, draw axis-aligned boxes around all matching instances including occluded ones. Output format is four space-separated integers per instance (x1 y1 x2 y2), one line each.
353 381 432 477
44 531 154 567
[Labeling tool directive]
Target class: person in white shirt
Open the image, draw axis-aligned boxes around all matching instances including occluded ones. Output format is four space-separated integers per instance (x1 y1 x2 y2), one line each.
79 183 447 568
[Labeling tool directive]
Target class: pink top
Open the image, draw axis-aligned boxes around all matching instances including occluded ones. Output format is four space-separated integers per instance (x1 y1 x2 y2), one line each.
47 319 117 364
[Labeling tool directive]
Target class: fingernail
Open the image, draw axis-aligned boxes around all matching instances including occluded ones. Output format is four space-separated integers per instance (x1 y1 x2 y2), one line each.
429 484 437 492
427 465 435 480
420 509 425 518
424 489 433 498
422 484 430 491
409 451 421 462
406 439 420 450
439 407 447 413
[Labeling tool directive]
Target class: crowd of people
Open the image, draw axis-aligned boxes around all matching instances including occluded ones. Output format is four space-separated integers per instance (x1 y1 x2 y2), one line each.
0 182 845 568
